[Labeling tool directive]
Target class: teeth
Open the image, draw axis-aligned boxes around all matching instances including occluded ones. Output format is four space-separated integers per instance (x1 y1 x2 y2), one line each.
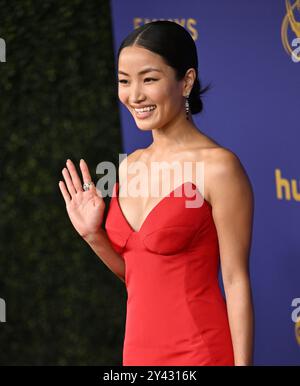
134 105 156 113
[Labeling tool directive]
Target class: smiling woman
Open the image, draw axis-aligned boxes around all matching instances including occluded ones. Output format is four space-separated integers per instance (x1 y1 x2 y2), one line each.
117 22 210 132
59 20 254 367
111 21 253 366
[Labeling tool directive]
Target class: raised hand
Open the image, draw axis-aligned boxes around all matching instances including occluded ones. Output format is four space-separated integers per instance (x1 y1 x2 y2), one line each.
59 159 105 238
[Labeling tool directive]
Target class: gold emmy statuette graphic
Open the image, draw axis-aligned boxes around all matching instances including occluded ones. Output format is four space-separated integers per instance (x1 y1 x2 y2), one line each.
296 317 300 346
281 0 300 60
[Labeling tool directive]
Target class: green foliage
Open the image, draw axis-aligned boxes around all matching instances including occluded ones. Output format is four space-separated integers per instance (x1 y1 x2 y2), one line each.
0 0 125 364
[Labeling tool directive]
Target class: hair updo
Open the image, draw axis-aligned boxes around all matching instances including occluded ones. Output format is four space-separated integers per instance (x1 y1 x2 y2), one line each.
117 20 211 115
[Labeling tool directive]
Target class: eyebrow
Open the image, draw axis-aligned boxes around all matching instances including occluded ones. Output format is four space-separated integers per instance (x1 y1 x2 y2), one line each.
118 67 162 76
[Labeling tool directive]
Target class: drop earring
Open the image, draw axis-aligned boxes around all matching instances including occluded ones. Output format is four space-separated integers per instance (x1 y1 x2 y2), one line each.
185 94 190 120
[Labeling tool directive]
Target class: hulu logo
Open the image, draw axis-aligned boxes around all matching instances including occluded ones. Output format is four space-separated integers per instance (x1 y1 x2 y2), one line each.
0 38 6 62
0 298 6 322
275 169 300 201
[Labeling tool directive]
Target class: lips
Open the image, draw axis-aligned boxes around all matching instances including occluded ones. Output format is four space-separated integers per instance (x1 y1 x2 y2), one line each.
133 105 156 112
134 106 157 119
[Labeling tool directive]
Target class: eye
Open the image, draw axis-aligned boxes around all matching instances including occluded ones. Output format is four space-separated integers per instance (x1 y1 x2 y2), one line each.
144 78 157 82
117 78 157 85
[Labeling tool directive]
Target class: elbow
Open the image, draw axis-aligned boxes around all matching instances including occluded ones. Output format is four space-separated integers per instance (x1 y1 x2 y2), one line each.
222 271 251 290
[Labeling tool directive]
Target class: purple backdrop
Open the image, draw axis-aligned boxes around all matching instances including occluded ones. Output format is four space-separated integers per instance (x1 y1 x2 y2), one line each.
110 0 300 365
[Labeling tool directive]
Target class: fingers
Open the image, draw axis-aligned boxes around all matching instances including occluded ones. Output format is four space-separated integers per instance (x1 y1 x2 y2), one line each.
65 159 83 193
58 180 71 204
62 167 77 196
79 159 101 196
79 159 93 184
60 159 96 202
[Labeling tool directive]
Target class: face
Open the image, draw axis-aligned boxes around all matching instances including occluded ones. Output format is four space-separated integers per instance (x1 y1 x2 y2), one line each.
118 45 186 130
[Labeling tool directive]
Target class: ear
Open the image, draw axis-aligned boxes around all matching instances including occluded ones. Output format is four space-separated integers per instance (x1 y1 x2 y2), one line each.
182 68 196 97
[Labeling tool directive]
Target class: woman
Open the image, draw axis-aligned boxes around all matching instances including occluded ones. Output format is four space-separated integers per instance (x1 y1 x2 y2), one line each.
59 21 254 366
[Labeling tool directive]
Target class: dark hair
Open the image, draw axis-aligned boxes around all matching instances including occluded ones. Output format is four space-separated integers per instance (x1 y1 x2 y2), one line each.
117 20 211 115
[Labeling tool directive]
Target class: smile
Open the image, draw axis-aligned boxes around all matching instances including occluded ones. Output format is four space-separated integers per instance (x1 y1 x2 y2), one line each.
134 105 156 112
133 105 157 119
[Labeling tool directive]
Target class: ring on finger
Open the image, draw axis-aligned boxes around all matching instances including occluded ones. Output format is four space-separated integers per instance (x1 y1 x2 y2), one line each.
83 181 94 191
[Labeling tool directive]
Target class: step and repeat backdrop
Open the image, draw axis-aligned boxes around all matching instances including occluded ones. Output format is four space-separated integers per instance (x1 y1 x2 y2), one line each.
110 0 300 365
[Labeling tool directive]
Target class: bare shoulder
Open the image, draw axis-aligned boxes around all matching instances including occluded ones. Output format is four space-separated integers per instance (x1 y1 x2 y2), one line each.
203 146 254 205
118 148 145 181
120 148 144 165
204 146 244 174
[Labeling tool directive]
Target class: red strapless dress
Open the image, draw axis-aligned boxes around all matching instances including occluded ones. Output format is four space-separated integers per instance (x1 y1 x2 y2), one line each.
105 181 234 366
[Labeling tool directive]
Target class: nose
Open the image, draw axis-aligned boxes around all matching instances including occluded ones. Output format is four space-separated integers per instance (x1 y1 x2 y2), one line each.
129 82 146 104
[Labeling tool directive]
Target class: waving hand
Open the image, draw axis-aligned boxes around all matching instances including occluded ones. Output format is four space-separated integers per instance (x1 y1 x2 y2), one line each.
59 159 105 238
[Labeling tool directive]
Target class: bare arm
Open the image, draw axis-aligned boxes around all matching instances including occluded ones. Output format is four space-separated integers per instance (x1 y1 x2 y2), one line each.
207 149 254 366
83 230 125 283
58 158 126 283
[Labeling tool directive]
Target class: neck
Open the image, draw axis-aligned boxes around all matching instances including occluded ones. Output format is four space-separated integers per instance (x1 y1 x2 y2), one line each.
149 112 201 153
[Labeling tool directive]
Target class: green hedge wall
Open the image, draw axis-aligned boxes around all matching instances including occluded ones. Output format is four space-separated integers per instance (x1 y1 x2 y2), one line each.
0 0 126 365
